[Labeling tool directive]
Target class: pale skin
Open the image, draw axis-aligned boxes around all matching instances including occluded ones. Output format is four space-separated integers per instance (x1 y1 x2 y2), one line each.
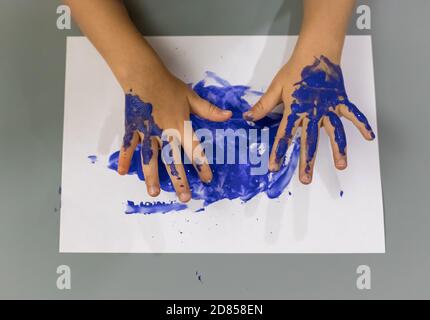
65 0 233 202
244 0 374 184
66 0 374 201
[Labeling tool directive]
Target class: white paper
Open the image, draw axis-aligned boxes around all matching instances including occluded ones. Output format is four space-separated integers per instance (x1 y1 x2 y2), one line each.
60 36 385 253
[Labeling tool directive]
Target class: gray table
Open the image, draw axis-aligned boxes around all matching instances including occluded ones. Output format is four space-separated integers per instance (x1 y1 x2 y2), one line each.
0 0 429 299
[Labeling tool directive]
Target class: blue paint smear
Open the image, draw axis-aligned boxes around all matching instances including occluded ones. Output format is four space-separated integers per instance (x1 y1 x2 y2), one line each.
340 190 344 197
125 200 187 215
123 92 162 164
275 55 375 170
88 155 97 164
109 72 301 213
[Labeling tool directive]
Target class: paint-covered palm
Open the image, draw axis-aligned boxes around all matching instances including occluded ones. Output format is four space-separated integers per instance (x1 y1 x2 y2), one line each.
243 55 375 184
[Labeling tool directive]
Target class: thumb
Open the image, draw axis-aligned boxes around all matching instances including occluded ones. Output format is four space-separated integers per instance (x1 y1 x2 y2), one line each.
243 84 282 121
189 94 232 122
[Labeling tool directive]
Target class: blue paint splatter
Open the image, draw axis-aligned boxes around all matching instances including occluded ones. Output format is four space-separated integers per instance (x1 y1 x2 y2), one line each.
125 200 187 214
88 155 97 164
340 190 344 197
196 271 203 283
109 72 301 213
275 55 375 171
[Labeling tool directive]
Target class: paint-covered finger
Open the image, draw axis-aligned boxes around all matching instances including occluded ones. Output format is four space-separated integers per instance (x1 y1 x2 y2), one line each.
323 112 347 170
189 94 232 122
339 102 375 140
182 128 213 183
299 117 320 184
160 139 191 203
243 84 282 122
269 112 301 172
140 136 161 197
118 131 139 175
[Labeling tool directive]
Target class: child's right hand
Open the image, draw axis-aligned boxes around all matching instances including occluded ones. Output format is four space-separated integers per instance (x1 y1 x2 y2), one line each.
116 66 232 203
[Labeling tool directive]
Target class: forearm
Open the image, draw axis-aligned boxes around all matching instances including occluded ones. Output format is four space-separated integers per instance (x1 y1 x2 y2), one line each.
64 0 166 91
293 0 356 63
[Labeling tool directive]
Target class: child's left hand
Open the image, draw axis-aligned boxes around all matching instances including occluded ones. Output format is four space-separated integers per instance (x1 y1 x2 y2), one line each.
243 53 375 184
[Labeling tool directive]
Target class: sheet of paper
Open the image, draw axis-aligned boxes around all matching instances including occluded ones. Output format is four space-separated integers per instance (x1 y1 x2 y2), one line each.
60 36 385 253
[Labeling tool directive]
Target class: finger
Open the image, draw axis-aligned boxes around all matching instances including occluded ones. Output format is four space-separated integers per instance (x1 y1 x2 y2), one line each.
182 126 213 183
299 117 320 184
269 110 301 172
243 84 282 121
139 136 161 197
339 102 375 141
160 138 191 203
323 112 347 170
189 94 232 122
118 131 139 175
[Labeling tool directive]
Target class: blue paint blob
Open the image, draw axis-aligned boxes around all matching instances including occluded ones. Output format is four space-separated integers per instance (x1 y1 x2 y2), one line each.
109 72 301 213
275 55 374 168
125 200 187 215
87 155 97 164
340 190 344 197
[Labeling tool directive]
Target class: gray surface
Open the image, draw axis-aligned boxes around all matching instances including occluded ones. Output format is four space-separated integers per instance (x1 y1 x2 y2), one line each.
0 0 429 299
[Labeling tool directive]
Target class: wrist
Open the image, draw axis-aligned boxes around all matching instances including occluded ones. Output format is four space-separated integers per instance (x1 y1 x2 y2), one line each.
114 57 170 93
291 31 345 65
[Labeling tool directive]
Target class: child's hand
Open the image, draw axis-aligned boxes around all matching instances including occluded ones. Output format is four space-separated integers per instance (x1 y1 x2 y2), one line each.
117 69 232 202
243 54 375 185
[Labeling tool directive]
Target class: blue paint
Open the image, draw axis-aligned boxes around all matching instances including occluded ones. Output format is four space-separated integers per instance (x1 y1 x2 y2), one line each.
196 271 203 283
340 190 344 197
162 140 180 178
327 111 346 155
125 200 187 215
109 72 300 213
88 155 97 164
124 92 162 164
275 113 300 163
275 55 374 169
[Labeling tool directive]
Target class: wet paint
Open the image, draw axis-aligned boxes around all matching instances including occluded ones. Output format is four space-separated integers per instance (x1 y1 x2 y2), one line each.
125 200 187 215
109 72 301 214
87 155 97 164
275 55 374 172
123 92 162 164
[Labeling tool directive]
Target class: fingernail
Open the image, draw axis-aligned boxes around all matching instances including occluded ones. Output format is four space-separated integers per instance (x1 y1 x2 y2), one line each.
203 177 212 184
243 112 254 121
179 192 191 203
337 159 346 167
222 110 232 115
148 186 159 196
370 131 375 140
302 174 311 184
118 167 127 175
269 162 280 172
